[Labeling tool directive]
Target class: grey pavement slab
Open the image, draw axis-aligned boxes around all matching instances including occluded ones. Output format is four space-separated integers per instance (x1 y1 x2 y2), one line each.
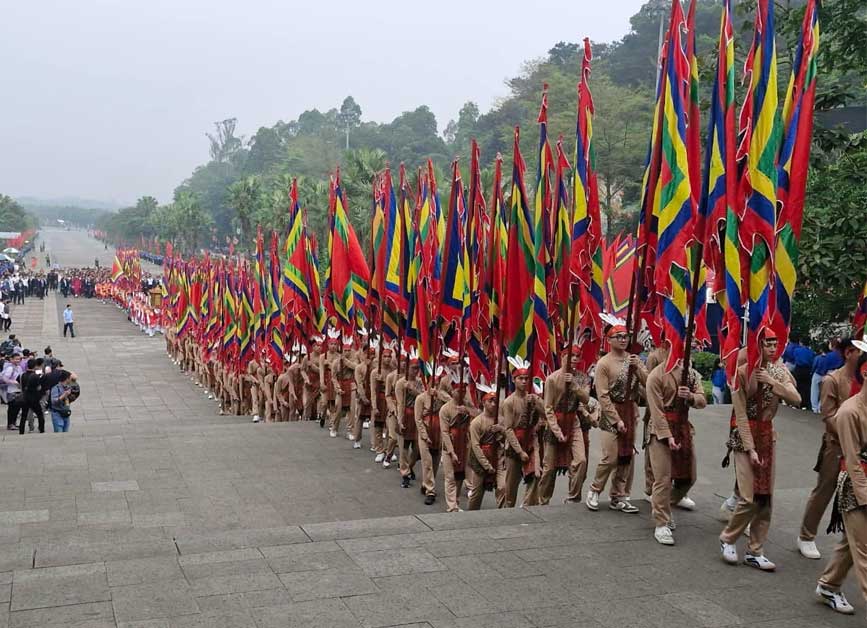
11 563 109 611
0 228 858 627
110 580 200 623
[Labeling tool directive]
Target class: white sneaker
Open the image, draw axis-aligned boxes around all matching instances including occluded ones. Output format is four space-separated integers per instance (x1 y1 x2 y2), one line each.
720 541 738 564
610 498 639 514
347 434 355 441
362 421 370 429
654 526 675 545
676 496 696 511
352 441 362 449
329 429 337 438
797 538 821 559
744 553 776 571
586 490 599 511
815 584 855 614
382 460 391 469
390 454 398 462
374 453 385 463
667 516 676 530
252 415 260 423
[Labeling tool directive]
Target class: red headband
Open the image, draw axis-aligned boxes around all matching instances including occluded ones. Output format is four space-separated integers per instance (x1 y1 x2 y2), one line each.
607 325 627 338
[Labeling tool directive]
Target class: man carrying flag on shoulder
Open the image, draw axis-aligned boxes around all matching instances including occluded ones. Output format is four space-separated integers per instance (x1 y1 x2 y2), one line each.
539 346 591 505
719 329 800 570
645 354 706 545
587 325 646 513
498 357 545 508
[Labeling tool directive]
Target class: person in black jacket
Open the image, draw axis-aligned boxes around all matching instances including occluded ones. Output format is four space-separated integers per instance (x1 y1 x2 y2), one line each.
18 358 45 433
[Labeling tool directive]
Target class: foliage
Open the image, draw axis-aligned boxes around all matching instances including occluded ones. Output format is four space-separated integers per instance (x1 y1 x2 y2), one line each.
793 135 867 340
691 350 719 380
95 196 158 244
0 195 37 232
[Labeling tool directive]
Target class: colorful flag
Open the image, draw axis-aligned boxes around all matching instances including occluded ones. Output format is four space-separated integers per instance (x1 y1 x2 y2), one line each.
253 227 268 348
110 255 123 283
573 37 605 368
739 0 781 375
771 0 820 348
439 159 470 325
699 0 737 296
532 85 553 377
268 230 284 368
325 169 371 334
552 136 572 333
650 0 696 371
503 127 536 367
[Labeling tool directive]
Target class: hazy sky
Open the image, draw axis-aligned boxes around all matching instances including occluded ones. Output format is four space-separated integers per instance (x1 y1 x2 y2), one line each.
1 0 645 206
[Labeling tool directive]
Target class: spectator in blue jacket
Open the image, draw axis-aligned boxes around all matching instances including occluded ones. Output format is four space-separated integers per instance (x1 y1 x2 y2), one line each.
711 359 727 404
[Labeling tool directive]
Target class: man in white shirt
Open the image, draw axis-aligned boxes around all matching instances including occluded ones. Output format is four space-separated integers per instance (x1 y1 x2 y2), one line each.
63 305 75 338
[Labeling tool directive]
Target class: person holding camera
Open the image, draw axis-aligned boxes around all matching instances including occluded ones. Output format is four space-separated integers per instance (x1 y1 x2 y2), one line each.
49 371 75 432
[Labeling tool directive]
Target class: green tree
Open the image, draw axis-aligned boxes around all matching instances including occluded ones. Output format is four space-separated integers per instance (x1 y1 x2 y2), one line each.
0 195 36 232
227 175 262 250
338 96 363 149
207 118 244 163
793 136 867 339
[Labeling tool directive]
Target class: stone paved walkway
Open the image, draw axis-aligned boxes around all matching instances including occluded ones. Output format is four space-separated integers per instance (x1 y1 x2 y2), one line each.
0 229 859 627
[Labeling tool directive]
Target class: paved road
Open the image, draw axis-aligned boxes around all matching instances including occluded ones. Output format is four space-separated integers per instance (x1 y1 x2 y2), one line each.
0 230 859 627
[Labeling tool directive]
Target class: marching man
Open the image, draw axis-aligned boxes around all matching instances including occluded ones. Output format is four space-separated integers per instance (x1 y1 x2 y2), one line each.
719 329 800 570
645 357 706 545
587 325 646 513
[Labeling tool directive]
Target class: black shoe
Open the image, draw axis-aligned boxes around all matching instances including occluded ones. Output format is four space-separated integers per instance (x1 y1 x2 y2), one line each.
424 494 435 506
319 416 325 428
400 476 411 489
6 425 16 431
409 471 416 481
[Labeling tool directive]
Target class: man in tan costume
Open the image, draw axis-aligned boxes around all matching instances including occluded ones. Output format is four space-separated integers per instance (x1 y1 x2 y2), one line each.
414 366 453 506
719 329 800 570
645 358 706 545
274 358 297 422
439 372 479 512
588 325 646 513
814 350 867 618
539 347 590 505
498 358 544 508
319 337 340 427
467 383 504 510
330 340 359 439
797 338 864 559
351 346 375 449
301 342 322 422
369 347 395 460
395 357 423 488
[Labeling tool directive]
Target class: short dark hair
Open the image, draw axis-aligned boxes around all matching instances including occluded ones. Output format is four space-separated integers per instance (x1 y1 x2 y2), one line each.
26 358 36 369
44 346 52 355
837 338 860 356
57 370 71 382
66 304 71 308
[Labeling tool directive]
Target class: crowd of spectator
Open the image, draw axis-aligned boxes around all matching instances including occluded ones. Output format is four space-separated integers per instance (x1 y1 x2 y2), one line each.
0 337 79 433
782 334 849 413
